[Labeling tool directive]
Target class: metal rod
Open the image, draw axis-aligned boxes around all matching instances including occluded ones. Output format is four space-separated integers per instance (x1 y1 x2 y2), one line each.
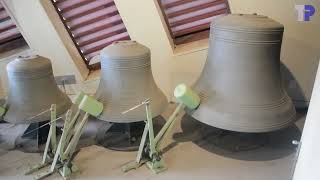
154 103 184 149
121 99 150 114
24 108 51 122
136 122 149 163
60 110 72 155
63 113 89 160
22 116 63 136
64 110 81 146
50 135 63 172
42 105 56 164
146 102 156 156
50 105 57 153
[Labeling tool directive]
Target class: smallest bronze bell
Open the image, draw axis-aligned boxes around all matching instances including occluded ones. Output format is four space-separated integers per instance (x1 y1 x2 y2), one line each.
4 55 72 124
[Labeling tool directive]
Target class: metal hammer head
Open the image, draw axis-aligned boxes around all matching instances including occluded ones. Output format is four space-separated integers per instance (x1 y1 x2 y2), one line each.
74 92 103 117
174 84 200 109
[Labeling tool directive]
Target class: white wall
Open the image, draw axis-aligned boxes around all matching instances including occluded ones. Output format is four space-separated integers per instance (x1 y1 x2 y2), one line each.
293 62 320 180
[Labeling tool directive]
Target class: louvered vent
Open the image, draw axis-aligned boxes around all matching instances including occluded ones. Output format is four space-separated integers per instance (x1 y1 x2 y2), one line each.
52 0 130 70
158 0 230 45
0 3 23 45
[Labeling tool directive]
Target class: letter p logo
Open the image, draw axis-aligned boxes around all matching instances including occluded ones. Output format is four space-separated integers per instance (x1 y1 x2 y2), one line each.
295 5 316 22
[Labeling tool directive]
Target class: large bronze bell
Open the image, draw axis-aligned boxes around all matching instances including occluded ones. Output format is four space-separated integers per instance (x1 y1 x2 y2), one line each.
189 14 296 133
96 41 167 123
4 55 72 124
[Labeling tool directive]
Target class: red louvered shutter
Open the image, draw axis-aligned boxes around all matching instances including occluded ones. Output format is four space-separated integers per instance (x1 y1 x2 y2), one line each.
51 0 130 70
158 0 230 45
0 2 26 52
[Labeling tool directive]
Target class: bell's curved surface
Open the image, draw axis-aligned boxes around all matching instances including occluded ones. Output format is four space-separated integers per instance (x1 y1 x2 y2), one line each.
4 55 72 124
190 14 296 133
96 41 167 123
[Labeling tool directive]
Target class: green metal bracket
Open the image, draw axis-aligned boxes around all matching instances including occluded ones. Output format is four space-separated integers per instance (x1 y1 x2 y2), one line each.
25 92 103 180
25 104 57 176
122 84 200 174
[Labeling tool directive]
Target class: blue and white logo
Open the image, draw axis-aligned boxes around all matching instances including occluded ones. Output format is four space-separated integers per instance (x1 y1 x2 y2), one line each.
295 4 316 21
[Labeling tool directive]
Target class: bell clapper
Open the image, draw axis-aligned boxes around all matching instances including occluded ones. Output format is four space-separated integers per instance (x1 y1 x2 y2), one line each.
25 92 103 180
121 84 200 174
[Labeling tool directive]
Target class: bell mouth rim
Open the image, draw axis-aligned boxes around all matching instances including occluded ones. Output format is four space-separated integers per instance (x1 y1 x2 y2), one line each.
189 112 296 133
187 100 296 133
187 91 296 133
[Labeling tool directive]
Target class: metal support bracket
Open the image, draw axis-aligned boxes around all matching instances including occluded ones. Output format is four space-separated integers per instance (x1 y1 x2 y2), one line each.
122 84 200 174
121 101 184 174
25 93 103 180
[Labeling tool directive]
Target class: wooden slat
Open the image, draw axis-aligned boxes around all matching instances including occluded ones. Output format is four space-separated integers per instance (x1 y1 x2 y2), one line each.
0 10 10 21
174 22 210 37
84 50 100 60
52 0 130 69
173 20 212 35
162 0 194 9
0 3 24 45
66 6 118 29
165 0 214 14
172 11 227 36
0 20 16 33
57 0 96 12
159 0 230 41
76 23 126 46
170 8 227 27
167 0 226 18
168 3 226 23
72 14 123 38
81 31 129 55
62 0 114 20
0 28 21 44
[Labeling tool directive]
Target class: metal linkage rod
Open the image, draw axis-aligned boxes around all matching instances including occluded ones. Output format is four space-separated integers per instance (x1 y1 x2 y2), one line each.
22 116 63 137
122 99 150 115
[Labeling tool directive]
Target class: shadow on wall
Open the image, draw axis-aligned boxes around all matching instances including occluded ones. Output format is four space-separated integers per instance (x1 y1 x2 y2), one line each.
281 62 306 108
281 36 320 108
